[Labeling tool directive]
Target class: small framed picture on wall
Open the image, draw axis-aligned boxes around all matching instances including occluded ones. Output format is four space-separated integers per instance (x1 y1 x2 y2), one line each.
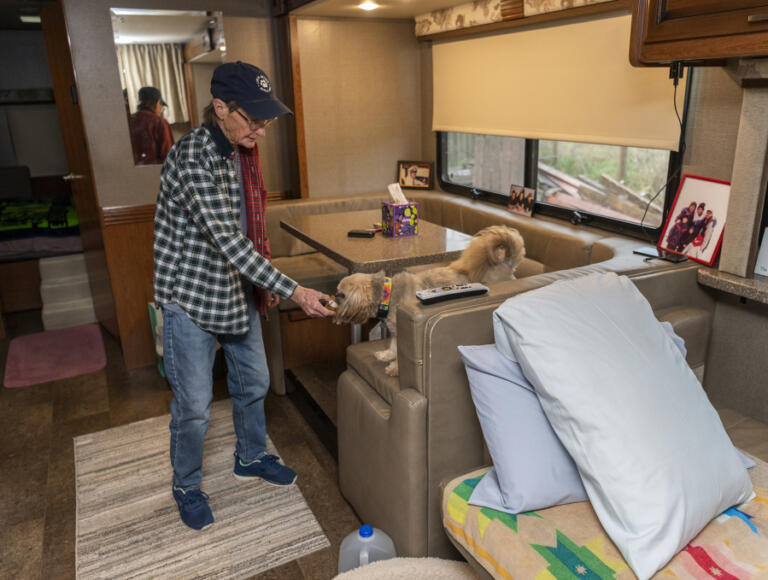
397 161 433 190
657 174 731 267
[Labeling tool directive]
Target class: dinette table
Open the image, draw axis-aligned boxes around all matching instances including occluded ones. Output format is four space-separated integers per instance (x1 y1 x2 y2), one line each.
279 209 472 275
280 209 473 342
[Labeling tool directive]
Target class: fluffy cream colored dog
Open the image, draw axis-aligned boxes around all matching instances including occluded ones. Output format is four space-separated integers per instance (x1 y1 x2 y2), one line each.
333 225 525 376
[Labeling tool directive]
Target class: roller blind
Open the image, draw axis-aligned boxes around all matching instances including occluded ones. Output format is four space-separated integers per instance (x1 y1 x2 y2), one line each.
432 14 685 151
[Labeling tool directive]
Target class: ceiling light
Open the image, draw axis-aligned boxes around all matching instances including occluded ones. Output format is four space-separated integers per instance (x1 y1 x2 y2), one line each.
20 15 41 23
358 1 379 10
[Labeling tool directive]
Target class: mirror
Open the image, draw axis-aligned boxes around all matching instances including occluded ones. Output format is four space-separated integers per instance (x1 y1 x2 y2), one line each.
110 8 226 165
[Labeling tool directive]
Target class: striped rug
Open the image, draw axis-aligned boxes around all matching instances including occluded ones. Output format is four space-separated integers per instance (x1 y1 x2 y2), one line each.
74 399 329 579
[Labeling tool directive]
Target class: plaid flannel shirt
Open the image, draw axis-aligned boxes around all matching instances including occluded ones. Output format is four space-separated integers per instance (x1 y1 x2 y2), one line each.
153 125 297 334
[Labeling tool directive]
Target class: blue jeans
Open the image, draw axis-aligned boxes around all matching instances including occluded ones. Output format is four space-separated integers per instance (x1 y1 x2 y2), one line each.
162 288 269 489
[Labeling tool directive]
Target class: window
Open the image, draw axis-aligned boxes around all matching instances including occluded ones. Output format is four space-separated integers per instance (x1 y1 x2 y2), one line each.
439 132 683 236
537 140 669 228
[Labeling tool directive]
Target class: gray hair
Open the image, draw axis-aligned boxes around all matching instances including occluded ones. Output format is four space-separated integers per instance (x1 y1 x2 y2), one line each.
202 99 238 126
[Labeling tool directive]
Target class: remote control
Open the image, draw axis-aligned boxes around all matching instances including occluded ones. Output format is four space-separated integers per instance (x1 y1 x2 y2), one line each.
415 283 489 305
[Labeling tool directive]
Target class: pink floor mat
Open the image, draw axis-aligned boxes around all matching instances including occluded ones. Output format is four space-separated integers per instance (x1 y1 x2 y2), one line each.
4 323 106 388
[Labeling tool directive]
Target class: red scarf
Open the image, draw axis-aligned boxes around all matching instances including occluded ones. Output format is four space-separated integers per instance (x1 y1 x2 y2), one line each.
238 144 271 317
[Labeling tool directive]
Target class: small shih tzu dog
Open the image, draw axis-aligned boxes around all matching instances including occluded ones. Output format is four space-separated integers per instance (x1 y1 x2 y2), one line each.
332 225 525 376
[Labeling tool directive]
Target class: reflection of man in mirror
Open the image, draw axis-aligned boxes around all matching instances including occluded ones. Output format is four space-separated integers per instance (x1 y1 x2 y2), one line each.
129 86 174 165
154 61 333 531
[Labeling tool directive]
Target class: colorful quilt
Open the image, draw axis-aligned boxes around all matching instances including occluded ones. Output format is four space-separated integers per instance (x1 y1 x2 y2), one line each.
443 467 768 579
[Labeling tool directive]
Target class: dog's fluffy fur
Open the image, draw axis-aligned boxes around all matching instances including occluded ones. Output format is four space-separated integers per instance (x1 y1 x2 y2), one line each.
333 225 525 376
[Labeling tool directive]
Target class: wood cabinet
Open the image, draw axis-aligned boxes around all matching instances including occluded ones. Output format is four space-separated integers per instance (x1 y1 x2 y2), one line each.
631 0 768 64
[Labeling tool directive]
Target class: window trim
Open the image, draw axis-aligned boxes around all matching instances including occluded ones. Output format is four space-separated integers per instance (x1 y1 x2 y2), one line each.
437 71 693 241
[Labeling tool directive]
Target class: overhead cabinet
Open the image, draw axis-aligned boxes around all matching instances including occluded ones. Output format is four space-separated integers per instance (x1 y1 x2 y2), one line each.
631 0 768 64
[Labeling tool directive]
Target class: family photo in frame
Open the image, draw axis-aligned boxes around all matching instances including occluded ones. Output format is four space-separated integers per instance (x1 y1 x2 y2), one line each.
508 185 535 216
397 161 433 189
658 174 730 267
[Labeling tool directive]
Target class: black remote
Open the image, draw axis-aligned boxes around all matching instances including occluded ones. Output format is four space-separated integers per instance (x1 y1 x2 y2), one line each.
348 229 376 238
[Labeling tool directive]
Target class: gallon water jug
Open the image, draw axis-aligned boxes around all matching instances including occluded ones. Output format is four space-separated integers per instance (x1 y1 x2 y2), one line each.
338 524 396 573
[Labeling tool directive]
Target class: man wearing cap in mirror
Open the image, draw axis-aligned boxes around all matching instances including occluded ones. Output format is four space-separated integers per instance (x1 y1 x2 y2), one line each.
129 86 174 165
154 61 333 531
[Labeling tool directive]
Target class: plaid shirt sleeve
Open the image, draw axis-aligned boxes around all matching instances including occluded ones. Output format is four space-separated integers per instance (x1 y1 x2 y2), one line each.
174 155 297 299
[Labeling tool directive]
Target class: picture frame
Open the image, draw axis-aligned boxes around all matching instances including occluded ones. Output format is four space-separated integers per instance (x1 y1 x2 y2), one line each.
397 161 433 190
657 174 731 267
508 184 536 217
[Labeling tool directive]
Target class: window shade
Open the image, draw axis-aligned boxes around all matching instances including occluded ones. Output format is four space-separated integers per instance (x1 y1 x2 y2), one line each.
432 14 685 151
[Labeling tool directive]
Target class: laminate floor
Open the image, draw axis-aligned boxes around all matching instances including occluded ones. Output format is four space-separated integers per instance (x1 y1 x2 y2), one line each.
0 310 359 580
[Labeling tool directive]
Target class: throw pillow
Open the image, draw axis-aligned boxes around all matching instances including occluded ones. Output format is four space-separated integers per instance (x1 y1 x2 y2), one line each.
492 272 753 579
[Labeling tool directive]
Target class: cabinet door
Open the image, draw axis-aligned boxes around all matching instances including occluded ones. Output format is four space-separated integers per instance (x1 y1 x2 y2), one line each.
631 0 768 63
647 0 768 43
661 0 768 20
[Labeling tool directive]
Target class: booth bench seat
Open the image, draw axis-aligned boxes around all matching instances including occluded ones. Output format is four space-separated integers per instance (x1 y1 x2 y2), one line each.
263 191 647 395
338 259 712 558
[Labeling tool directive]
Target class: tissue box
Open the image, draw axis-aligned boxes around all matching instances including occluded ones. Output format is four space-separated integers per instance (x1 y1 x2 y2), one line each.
382 202 419 237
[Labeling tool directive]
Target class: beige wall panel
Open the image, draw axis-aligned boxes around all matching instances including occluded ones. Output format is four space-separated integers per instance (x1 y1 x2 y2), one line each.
682 67 743 182
420 42 437 168
298 18 423 198
191 62 217 129
704 295 768 425
60 0 273 208
223 16 292 195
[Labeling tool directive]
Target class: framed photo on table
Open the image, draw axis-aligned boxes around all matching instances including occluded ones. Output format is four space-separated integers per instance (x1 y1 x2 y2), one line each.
397 161 433 189
658 174 731 267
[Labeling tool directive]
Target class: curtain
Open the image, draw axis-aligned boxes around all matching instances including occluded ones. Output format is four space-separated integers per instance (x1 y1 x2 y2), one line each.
432 14 686 151
118 43 189 125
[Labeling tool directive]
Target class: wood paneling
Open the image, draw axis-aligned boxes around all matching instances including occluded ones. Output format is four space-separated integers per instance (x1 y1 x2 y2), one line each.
101 206 156 370
101 204 156 226
632 0 768 64
280 310 354 369
0 260 42 313
500 0 524 21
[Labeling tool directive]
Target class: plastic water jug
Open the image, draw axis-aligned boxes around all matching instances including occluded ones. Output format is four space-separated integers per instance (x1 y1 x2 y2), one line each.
338 524 396 573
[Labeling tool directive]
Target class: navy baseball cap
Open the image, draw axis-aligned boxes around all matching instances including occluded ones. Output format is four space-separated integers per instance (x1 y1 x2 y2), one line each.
138 86 167 106
210 61 292 120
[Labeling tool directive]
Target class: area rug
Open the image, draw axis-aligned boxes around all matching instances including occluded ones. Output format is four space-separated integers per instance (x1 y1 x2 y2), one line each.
3 323 105 388
74 399 329 579
334 558 478 579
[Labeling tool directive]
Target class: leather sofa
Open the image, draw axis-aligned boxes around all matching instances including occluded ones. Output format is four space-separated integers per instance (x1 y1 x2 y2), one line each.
263 191 715 556
263 190 632 393
262 189 600 394
324 195 715 558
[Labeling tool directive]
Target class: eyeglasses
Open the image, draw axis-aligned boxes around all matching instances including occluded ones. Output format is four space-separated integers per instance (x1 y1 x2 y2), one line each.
234 109 274 130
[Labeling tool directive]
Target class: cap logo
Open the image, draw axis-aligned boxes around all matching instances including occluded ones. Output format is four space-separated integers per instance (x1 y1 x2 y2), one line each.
255 73 271 93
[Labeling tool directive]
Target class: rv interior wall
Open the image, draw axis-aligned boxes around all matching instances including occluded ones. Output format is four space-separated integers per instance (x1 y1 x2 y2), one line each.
60 0 277 208
682 66 743 182
706 296 768 424
224 16 291 197
419 41 436 166
297 18 423 197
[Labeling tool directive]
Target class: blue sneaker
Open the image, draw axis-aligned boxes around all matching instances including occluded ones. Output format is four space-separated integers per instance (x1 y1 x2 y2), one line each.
172 487 214 530
233 453 297 486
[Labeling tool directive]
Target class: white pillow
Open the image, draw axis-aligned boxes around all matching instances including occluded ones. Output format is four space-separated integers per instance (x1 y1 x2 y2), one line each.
461 337 755 516
492 272 753 580
459 344 587 513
